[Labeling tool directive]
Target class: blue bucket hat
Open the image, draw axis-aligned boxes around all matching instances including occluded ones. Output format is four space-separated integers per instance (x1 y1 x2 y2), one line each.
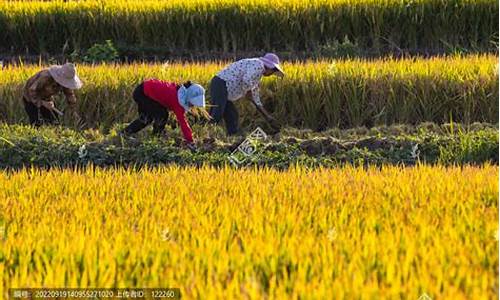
177 83 206 112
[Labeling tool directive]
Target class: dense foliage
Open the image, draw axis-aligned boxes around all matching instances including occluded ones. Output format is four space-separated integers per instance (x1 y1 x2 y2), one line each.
0 0 497 56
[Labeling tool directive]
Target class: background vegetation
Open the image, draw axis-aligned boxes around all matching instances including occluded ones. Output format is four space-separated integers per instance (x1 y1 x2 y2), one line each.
0 0 497 57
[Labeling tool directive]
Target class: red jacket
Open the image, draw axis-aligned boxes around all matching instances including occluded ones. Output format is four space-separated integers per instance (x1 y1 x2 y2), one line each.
143 79 193 142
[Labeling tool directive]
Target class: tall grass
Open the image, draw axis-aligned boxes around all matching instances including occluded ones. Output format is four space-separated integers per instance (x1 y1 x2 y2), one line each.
0 165 497 298
0 55 497 130
0 0 497 55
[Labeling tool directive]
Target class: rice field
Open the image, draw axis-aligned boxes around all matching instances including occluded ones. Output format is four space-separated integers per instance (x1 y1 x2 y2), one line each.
0 55 497 129
0 165 497 299
0 0 497 55
0 1 498 299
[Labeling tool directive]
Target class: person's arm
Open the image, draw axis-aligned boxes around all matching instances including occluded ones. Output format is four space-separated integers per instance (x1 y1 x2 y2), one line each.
240 61 281 130
63 87 77 107
241 61 263 107
62 87 81 121
242 62 277 122
248 99 281 130
246 86 280 130
26 71 59 113
249 85 263 107
174 110 194 144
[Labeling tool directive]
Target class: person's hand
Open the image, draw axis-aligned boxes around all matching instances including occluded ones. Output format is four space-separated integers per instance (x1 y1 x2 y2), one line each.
42 101 55 111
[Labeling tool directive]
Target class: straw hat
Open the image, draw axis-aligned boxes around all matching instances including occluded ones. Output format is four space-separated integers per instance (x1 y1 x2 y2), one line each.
259 53 285 77
48 63 83 90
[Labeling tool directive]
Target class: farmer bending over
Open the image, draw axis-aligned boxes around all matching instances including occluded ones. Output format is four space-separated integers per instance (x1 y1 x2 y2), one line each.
209 53 284 135
121 79 208 151
23 63 82 126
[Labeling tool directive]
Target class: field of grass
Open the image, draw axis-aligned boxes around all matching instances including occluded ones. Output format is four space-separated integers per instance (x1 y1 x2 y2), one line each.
0 165 497 299
0 55 497 130
0 123 497 169
0 0 497 56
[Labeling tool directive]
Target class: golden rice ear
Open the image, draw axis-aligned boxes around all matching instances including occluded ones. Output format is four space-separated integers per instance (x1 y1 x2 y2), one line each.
200 108 212 120
188 107 200 118
190 107 212 120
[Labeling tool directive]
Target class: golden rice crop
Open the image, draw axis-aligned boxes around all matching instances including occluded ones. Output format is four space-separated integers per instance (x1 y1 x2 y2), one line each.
0 165 497 299
0 55 497 129
0 0 497 55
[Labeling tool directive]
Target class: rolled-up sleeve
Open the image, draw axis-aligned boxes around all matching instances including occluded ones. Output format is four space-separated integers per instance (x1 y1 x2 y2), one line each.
250 85 262 106
242 62 263 106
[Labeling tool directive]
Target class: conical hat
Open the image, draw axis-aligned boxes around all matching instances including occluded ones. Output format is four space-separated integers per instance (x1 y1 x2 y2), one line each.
48 63 83 90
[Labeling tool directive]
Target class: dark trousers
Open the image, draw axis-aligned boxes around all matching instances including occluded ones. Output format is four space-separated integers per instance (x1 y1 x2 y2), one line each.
123 83 169 135
23 97 59 126
209 76 239 135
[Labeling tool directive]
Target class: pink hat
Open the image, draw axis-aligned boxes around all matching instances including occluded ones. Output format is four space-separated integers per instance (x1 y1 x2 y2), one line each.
259 53 284 77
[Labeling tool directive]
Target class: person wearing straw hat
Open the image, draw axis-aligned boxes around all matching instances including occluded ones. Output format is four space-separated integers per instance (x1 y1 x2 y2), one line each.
209 53 284 135
22 63 83 126
121 79 208 151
